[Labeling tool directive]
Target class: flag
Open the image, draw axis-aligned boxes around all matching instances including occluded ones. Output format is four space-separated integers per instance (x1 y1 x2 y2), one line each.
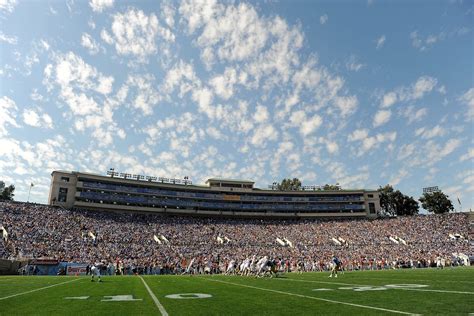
153 235 162 244
457 197 461 205
30 183 34 187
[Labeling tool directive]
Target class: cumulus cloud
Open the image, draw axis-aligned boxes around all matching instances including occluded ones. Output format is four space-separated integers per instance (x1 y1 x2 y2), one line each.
334 95 358 117
0 31 17 44
458 87 474 119
348 129 396 155
101 8 174 60
346 55 365 72
373 110 391 127
250 124 278 147
209 67 237 100
460 148 474 162
400 106 428 124
320 14 328 25
0 96 20 136
22 109 53 129
81 33 101 55
415 125 446 139
253 105 269 123
0 0 17 13
380 76 437 109
89 0 114 13
376 35 386 49
43 52 125 146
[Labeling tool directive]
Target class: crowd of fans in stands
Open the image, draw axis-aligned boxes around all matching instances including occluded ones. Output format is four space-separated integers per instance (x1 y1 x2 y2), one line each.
0 201 471 274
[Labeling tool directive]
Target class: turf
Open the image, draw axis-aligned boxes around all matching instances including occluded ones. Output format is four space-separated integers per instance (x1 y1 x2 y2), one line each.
0 267 472 315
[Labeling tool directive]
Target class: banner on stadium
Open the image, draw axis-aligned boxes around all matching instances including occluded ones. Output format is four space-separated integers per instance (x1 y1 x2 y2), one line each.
66 265 88 275
223 195 241 201
30 259 59 265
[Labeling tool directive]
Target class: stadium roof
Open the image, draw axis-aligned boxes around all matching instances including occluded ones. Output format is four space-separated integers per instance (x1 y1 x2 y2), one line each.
206 178 255 184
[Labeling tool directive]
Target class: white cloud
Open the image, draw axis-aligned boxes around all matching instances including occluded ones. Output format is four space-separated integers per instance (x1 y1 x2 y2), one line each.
162 60 199 97
410 76 437 100
326 140 339 154
439 138 461 157
376 35 386 49
415 125 446 139
0 0 17 13
253 105 269 123
410 30 446 51
209 67 237 100
334 95 358 117
102 9 174 60
349 129 396 155
22 109 53 129
346 55 365 72
0 96 20 136
348 129 369 142
300 114 322 136
397 143 416 161
0 31 17 44
89 0 114 13
126 74 160 115
381 92 397 108
81 33 101 55
320 14 328 25
250 124 278 147
460 148 474 162
381 76 437 107
458 87 474 119
373 109 391 127
400 106 427 124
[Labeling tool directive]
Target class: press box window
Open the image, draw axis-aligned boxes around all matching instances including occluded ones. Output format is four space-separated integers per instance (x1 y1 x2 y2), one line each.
58 187 68 202
368 194 374 198
60 176 70 182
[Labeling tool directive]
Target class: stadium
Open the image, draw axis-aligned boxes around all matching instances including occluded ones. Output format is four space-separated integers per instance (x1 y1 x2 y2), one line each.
1 0 473 315
1 170 472 315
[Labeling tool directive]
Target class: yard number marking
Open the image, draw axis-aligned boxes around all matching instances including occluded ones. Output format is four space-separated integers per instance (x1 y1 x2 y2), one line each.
165 293 212 299
101 295 142 301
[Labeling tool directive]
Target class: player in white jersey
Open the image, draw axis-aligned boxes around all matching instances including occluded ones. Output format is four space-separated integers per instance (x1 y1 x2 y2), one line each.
226 259 236 275
91 263 102 282
240 258 251 276
256 256 270 277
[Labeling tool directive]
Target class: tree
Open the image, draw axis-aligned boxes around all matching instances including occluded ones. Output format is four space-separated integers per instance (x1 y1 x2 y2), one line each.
277 178 302 191
378 184 419 216
419 191 454 214
0 181 15 201
322 184 341 191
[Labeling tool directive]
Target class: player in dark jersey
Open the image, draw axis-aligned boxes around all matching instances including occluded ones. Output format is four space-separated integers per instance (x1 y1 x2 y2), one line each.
329 255 342 278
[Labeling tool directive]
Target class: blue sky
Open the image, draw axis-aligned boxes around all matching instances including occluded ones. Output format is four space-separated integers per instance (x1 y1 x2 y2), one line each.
0 0 472 211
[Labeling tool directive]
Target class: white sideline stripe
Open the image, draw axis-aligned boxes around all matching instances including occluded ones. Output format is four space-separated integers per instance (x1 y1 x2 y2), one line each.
139 276 168 316
205 278 419 315
275 278 474 295
0 278 80 300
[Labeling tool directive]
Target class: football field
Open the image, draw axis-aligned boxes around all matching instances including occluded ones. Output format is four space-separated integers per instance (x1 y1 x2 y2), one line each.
1 267 472 315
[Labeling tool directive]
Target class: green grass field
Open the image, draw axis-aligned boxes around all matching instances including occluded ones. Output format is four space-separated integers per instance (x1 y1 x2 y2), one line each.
1 267 473 315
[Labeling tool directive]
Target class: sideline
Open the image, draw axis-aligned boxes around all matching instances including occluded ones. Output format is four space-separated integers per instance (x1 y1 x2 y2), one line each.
139 276 169 316
0 278 81 300
204 278 420 315
274 278 474 295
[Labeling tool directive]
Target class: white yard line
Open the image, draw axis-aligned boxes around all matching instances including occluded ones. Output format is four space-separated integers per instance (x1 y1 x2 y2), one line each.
275 278 474 295
0 278 81 300
139 276 169 316
205 278 420 315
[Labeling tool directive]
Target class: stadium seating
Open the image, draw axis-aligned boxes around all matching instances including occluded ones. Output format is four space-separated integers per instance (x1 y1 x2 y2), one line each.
0 201 471 273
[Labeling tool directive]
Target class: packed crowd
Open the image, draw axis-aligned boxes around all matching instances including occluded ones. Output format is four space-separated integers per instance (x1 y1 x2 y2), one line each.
0 201 471 274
